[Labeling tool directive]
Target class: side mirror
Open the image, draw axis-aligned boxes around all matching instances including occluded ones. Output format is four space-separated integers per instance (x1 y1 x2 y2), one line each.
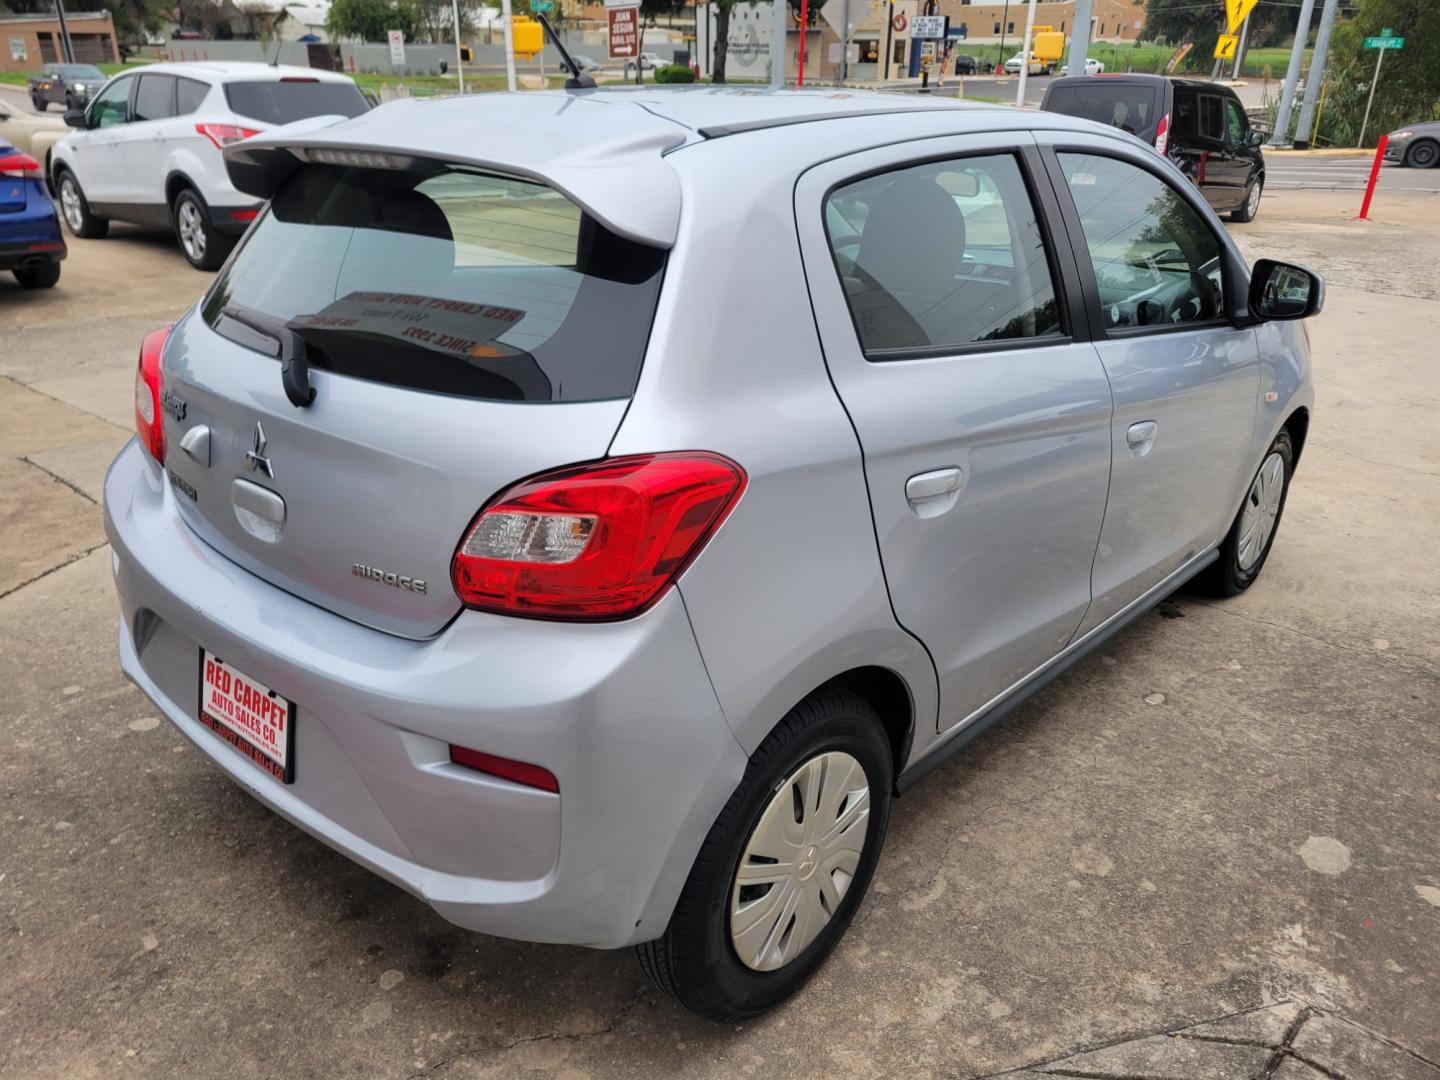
1247 129 1265 148
1249 258 1324 322
64 109 86 129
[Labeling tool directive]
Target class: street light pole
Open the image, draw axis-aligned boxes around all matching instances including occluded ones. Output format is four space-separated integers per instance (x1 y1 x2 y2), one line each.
54 0 76 64
1271 0 1316 146
1015 0 1037 107
996 0 1009 74
1293 0 1340 149
452 0 465 94
501 0 517 91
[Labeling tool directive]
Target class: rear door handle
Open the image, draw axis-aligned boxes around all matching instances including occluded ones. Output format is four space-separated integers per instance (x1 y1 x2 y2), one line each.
1127 420 1159 457
906 467 963 508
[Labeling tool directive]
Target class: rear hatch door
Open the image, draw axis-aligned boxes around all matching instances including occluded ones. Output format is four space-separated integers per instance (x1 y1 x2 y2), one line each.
1041 78 1165 145
161 161 666 639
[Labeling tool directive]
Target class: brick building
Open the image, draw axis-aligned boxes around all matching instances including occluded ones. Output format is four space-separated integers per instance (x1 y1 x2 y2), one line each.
936 0 1147 43
1 11 119 73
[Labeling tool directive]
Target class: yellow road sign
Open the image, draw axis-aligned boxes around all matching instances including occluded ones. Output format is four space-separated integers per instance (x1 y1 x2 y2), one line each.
1225 0 1259 34
1213 33 1238 60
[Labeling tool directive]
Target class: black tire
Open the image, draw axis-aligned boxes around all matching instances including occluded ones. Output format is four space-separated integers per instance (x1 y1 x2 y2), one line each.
1406 139 1439 169
14 262 61 289
636 688 893 1021
1198 429 1293 597
171 187 234 271
55 169 108 239
1232 176 1262 223
32 95 47 113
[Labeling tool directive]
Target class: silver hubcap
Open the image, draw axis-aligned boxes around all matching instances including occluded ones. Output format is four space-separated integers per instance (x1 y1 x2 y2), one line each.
730 750 871 972
1247 181 1262 216
177 201 205 260
1237 451 1285 571
60 179 83 231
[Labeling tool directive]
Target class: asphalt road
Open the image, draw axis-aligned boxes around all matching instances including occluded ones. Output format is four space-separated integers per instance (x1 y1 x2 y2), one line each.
1265 155 1440 193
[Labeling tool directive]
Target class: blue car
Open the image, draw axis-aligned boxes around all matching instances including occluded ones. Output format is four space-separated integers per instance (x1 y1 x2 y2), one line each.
1 137 66 289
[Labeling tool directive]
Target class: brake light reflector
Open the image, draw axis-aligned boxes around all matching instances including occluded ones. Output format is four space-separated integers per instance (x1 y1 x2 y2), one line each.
452 453 747 620
448 745 558 793
195 122 261 150
1154 113 1171 157
134 325 172 463
0 150 42 178
228 208 259 222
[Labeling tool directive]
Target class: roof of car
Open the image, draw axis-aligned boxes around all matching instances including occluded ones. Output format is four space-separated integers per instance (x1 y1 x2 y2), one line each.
114 60 356 83
225 87 1102 248
1045 73 1241 95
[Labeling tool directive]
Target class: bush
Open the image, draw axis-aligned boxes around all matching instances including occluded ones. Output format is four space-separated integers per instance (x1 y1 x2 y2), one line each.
654 64 695 84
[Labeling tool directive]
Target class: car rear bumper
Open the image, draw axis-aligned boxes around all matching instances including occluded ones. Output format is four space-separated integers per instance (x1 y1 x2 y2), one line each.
0 239 66 271
104 440 748 948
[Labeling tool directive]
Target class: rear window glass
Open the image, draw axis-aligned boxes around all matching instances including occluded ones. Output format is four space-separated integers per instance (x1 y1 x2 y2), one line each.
1044 82 1161 141
222 80 369 124
202 165 667 403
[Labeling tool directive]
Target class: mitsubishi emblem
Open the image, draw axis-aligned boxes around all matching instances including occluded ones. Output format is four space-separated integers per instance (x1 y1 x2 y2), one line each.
244 422 274 480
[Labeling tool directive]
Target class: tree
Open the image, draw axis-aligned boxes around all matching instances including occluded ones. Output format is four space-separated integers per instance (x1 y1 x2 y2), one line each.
326 0 422 43
633 0 684 83
1141 0 1301 71
1319 0 1440 145
709 0 760 83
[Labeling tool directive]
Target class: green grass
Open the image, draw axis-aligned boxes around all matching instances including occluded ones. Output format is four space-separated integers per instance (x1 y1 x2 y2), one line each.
0 59 153 86
1042 41 1310 78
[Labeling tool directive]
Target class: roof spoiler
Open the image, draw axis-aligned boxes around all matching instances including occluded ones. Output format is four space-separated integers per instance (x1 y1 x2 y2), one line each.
223 110 685 248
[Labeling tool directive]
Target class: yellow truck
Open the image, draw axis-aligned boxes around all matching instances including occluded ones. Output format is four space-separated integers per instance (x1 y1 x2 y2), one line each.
1003 26 1067 76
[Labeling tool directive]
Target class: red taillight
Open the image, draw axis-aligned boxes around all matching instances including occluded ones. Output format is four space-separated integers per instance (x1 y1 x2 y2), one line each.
1154 113 1171 157
195 123 261 150
134 325 172 462
448 745 558 793
228 208 259 222
452 453 747 620
0 150 42 178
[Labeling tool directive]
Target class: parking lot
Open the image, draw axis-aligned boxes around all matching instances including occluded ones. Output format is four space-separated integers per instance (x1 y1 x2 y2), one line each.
2 155 1438 1080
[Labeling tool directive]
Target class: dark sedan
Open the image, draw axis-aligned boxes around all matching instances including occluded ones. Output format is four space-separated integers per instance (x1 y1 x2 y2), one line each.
26 63 106 113
1383 120 1440 168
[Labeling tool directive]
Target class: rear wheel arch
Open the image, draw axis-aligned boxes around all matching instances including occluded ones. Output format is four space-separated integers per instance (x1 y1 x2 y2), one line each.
787 666 915 785
164 170 200 210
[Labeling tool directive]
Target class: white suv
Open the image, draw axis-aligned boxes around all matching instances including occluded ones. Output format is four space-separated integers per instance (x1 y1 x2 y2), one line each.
51 62 369 269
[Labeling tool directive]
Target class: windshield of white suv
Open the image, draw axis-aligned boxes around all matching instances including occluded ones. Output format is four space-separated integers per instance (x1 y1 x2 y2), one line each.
202 164 667 403
223 79 370 124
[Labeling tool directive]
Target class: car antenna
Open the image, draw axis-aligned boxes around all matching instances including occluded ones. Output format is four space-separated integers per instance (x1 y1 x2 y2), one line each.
535 12 595 90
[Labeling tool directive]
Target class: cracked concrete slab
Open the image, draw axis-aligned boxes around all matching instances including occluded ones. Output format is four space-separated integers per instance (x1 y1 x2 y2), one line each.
23 434 128 507
0 193 1436 1078
0 457 106 596
1291 1013 1440 1080
1032 1033 1272 1078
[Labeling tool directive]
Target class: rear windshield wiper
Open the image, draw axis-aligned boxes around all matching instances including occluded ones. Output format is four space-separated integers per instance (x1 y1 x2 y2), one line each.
219 302 317 408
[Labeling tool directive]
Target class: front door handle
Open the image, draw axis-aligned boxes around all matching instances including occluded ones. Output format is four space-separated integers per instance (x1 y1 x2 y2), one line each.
1127 420 1159 457
905 467 963 517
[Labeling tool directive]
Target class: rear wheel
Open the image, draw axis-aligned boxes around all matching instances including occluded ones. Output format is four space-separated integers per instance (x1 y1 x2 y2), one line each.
1198 429 1293 597
1407 139 1439 169
172 187 233 271
636 688 892 1020
56 169 108 239
1232 176 1262 223
14 262 60 288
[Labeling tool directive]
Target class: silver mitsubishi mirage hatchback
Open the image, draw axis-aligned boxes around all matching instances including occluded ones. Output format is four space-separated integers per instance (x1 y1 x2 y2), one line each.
105 88 1320 1020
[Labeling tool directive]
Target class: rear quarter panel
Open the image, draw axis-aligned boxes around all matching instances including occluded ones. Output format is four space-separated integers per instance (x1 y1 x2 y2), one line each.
612 128 940 763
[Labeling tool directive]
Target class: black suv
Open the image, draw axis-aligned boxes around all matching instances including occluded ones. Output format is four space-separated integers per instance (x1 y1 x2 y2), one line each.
1040 75 1266 223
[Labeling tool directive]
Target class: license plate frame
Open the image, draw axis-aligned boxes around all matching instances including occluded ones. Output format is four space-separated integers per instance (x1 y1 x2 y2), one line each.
197 650 296 784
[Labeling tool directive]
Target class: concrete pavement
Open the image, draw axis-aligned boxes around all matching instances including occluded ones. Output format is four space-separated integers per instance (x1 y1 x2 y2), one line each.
1 188 1437 1078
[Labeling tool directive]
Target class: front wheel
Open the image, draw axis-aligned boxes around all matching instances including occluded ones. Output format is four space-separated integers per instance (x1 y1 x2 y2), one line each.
56 169 108 239
637 689 893 1020
1407 140 1439 169
32 95 47 112
1232 176 1262 223
1199 429 1293 597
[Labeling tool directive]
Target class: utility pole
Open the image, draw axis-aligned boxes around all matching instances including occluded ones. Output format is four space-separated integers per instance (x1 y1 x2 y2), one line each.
996 0 1009 74
1069 0 1094 80
770 0 785 86
839 0 851 84
1270 0 1316 146
1014 0 1037 107
1293 0 1339 149
54 0 76 64
452 0 465 94
501 0 517 91
882 0 894 82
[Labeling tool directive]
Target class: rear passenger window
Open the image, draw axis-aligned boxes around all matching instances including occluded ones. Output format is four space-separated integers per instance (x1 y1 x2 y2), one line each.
1059 153 1224 332
824 154 1063 356
133 74 175 123
176 77 208 115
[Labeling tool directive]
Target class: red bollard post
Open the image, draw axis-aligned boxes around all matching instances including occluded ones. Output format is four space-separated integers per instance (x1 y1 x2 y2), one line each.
1358 134 1388 221
798 0 808 86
